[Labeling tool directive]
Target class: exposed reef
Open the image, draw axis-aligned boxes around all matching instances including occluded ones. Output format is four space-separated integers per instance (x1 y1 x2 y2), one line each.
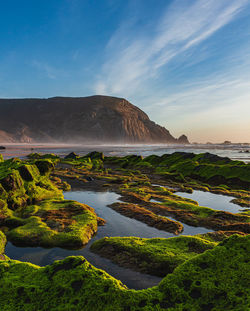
0 234 249 310
0 156 102 248
108 202 183 234
0 230 6 260
47 151 250 235
104 152 250 190
90 231 246 276
0 151 249 310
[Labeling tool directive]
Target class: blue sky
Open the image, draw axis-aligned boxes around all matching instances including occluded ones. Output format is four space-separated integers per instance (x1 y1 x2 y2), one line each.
1 0 250 142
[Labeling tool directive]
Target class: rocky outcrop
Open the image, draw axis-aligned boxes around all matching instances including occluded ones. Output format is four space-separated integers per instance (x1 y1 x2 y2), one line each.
177 134 189 144
0 96 188 144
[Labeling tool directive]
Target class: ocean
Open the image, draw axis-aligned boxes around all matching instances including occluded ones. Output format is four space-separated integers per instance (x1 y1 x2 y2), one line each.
1 143 250 162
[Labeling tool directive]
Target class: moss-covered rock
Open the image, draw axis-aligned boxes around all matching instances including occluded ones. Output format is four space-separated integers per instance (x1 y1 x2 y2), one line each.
0 157 102 249
52 153 250 234
0 235 249 310
50 176 71 191
18 164 40 181
0 256 131 311
91 235 217 276
158 234 250 310
84 151 104 160
139 152 250 190
103 151 250 190
108 202 183 234
34 159 55 175
6 199 99 248
0 230 6 255
29 150 250 192
0 199 13 225
0 158 62 209
117 188 250 234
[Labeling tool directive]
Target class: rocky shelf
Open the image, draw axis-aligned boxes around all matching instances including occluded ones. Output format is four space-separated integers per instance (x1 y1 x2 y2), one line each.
0 151 249 310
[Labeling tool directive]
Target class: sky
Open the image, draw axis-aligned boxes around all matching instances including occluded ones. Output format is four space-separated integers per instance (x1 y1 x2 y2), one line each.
0 0 250 143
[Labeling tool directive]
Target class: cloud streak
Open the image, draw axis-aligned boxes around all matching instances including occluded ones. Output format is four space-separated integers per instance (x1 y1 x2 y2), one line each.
31 60 58 79
94 0 248 96
144 71 250 142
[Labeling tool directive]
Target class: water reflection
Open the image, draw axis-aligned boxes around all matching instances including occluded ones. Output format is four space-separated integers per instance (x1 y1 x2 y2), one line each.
5 189 219 289
175 190 243 214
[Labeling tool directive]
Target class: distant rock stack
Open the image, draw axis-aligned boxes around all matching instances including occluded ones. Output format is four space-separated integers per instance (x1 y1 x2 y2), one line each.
0 95 189 144
177 135 189 144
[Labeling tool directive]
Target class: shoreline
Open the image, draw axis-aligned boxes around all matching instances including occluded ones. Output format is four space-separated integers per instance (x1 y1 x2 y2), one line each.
1 143 250 162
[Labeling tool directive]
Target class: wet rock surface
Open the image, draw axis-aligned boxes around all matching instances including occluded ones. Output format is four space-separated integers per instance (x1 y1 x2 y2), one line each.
0 235 249 310
0 151 249 310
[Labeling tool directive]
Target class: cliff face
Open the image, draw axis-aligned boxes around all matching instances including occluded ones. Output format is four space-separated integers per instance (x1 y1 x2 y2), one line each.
0 95 187 144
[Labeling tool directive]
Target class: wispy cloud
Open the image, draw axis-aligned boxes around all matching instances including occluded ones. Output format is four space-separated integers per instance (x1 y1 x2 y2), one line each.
31 60 58 79
144 71 250 142
93 0 248 95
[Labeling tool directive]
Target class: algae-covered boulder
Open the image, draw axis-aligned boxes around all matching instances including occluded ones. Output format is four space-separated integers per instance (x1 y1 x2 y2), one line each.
0 169 24 192
0 184 8 200
0 230 6 255
0 157 63 206
91 235 217 276
0 159 60 207
131 152 250 190
6 199 99 248
0 157 101 249
0 256 130 311
28 153 59 160
85 151 104 160
158 234 250 310
64 152 79 160
0 199 12 225
35 159 54 175
18 164 40 181
0 235 249 310
108 201 183 235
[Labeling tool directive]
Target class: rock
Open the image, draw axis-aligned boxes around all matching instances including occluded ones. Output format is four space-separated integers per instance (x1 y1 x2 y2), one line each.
86 176 94 181
64 152 79 159
0 96 188 144
85 151 104 160
0 235 249 310
35 160 54 175
177 134 189 144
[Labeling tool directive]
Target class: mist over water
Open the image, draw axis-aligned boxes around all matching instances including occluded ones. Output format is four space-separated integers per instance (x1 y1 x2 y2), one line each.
1 142 250 162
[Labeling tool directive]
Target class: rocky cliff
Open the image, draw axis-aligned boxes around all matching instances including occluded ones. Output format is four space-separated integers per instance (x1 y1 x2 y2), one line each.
0 95 188 144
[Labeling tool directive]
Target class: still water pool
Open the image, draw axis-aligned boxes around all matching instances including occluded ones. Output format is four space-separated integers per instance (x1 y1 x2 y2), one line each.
6 189 240 289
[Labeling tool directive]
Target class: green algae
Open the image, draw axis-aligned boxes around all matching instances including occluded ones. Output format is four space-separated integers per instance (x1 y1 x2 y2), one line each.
0 152 249 310
139 152 250 190
0 159 63 208
53 152 250 233
158 234 250 311
117 185 250 233
0 157 100 248
0 230 6 255
52 150 250 193
6 199 99 248
104 151 250 190
108 202 183 234
0 235 249 310
91 235 217 276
